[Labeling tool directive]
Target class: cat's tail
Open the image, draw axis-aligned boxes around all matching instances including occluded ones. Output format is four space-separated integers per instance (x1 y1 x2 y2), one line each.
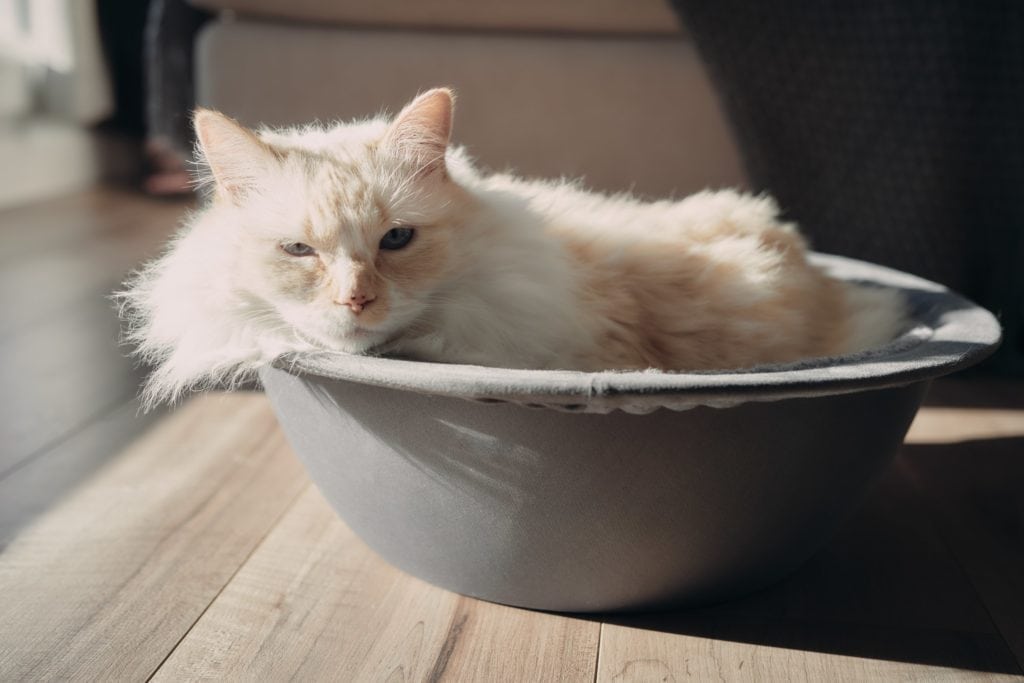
839 282 910 355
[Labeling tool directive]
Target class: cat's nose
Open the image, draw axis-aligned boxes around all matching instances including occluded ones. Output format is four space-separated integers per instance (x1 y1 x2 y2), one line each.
337 292 376 314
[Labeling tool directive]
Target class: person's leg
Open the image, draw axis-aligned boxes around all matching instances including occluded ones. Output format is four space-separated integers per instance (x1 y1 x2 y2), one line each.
670 1 1024 373
143 0 212 195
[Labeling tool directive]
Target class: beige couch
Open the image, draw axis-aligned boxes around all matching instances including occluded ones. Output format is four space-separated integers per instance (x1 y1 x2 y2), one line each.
190 0 745 197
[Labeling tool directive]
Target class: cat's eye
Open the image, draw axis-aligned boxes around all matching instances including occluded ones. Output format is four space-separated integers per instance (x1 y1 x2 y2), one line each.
282 242 316 257
379 226 415 251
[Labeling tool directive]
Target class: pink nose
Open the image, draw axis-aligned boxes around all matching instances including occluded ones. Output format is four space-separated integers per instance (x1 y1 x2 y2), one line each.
338 292 376 314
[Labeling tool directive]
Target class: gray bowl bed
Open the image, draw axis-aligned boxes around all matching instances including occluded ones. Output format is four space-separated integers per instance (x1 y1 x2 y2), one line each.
259 254 1001 612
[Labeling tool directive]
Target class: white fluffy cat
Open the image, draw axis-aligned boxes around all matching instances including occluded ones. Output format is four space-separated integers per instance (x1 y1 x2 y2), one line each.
119 88 905 407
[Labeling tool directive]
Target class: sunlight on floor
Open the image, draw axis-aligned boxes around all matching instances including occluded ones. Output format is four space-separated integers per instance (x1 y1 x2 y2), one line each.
0 117 140 210
907 406 1024 444
0 118 100 209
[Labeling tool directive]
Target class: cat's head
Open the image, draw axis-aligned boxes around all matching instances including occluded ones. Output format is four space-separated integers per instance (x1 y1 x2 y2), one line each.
194 87 471 355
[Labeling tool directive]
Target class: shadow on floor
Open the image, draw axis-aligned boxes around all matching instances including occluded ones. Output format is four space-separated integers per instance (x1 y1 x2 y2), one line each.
582 437 1024 675
924 376 1024 409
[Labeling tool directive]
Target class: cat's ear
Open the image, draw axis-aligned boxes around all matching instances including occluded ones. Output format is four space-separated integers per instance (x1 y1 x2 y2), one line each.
193 109 277 201
384 88 454 178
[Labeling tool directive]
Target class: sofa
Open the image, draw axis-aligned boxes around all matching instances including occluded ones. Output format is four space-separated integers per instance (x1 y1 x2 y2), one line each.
188 0 746 198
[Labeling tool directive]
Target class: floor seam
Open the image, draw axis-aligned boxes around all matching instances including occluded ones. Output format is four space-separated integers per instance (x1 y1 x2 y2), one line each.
0 392 135 482
144 481 313 681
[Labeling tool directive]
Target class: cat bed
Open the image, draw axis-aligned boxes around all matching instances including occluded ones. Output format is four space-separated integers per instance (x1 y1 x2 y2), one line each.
259 254 1000 611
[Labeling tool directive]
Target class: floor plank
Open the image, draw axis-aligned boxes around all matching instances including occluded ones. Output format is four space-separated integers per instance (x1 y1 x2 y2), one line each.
0 188 184 339
0 187 177 265
0 398 164 548
0 393 307 681
435 595 599 682
0 190 128 260
153 485 601 682
921 377 1024 410
0 298 144 475
907 407 1024 444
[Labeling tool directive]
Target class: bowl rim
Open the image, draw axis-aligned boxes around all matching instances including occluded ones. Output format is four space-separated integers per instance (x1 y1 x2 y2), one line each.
270 254 1002 413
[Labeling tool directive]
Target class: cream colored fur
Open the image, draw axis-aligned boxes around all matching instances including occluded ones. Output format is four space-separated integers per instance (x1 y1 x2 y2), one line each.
118 88 906 407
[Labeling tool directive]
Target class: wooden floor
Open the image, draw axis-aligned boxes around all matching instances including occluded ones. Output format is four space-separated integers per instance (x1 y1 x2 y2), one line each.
1 188 1023 681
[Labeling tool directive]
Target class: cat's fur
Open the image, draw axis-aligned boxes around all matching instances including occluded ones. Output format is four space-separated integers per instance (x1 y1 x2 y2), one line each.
118 88 905 408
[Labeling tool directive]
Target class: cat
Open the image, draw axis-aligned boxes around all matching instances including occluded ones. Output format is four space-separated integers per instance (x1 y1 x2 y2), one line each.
118 87 906 408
